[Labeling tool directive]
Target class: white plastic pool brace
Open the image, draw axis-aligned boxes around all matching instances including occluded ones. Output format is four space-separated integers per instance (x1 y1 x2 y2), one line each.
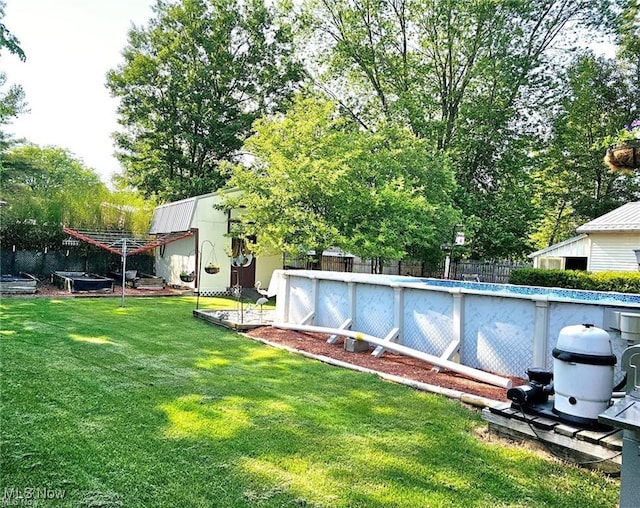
270 322 513 389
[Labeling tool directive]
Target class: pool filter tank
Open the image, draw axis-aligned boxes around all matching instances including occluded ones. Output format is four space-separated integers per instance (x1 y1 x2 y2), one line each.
552 324 617 426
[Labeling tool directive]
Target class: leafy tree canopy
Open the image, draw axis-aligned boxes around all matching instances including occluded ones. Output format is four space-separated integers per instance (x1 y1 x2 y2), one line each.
0 145 153 249
0 0 25 62
296 0 618 259
617 0 640 64
0 0 27 150
530 53 640 249
221 94 459 269
107 0 304 202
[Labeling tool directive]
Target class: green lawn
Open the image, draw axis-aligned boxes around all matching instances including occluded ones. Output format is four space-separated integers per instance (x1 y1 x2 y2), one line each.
0 296 618 507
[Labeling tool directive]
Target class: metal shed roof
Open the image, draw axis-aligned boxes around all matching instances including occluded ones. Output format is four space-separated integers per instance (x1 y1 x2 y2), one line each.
576 201 640 233
149 196 198 234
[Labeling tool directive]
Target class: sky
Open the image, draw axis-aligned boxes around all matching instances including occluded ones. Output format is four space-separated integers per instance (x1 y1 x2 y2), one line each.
3 0 155 184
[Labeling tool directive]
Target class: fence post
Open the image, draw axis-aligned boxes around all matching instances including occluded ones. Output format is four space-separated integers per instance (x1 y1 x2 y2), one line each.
281 272 291 322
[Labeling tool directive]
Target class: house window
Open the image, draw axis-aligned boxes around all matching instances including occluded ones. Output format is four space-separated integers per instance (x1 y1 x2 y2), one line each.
564 257 588 271
539 257 563 270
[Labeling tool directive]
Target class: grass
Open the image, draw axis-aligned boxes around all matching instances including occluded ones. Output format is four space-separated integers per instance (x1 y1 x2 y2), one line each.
0 296 619 507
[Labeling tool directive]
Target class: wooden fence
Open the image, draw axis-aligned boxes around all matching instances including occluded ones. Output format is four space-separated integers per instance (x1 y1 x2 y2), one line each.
452 260 532 284
283 254 530 284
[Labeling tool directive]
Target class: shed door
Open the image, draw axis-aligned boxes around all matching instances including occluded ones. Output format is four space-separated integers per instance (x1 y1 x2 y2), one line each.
230 237 256 289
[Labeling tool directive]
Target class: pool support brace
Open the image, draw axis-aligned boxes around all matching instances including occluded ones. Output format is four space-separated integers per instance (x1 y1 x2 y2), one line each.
271 321 513 389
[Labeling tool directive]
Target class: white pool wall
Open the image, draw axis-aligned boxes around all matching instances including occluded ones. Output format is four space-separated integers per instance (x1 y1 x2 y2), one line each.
270 270 639 378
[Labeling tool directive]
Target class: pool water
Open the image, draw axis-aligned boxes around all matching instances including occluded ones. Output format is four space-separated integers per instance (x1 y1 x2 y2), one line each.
391 276 640 305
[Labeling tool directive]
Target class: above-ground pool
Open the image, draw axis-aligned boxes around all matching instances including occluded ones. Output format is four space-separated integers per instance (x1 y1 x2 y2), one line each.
270 270 640 378
52 271 114 293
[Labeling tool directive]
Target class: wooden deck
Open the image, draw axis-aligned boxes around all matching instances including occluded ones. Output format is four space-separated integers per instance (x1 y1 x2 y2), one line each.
193 308 275 331
482 402 622 474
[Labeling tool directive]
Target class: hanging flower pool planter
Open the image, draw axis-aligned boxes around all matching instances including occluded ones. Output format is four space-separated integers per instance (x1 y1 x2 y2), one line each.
605 140 640 173
180 271 195 283
204 264 220 274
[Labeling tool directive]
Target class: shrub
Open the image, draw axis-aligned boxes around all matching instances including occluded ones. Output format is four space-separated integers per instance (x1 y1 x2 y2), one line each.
509 268 640 294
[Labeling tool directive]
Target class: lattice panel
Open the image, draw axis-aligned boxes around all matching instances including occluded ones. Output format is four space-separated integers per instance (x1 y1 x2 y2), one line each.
316 280 350 328
402 289 453 355
287 277 315 324
461 295 534 377
353 284 394 339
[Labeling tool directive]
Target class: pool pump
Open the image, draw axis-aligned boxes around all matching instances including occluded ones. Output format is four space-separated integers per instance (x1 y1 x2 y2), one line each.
507 368 554 405
507 324 617 429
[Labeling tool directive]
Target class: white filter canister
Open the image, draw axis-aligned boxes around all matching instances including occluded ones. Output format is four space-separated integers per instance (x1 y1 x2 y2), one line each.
552 324 617 425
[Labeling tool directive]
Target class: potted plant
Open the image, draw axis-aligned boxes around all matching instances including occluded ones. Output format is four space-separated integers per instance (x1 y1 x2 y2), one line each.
604 119 640 173
180 271 195 283
204 263 220 274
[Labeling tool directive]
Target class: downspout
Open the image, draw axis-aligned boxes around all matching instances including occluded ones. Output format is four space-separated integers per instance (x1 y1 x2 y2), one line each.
193 228 199 291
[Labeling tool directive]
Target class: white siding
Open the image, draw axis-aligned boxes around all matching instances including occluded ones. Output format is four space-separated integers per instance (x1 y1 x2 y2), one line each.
155 236 198 286
530 235 590 268
152 189 282 292
588 233 640 272
542 236 590 257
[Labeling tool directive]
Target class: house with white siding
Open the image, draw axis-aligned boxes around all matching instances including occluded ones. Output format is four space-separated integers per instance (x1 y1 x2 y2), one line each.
529 202 640 272
149 189 282 294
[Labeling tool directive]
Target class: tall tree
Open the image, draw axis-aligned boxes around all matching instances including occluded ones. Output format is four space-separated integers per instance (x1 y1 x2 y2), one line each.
616 0 640 95
0 146 152 249
531 53 640 248
221 94 459 270
299 0 616 258
0 0 27 151
107 0 304 202
0 0 25 62
618 0 640 60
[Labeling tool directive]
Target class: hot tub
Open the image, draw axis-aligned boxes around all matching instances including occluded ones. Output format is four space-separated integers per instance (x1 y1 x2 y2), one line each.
52 271 114 293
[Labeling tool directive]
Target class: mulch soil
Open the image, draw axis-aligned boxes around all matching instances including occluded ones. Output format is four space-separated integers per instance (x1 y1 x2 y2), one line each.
246 326 525 402
15 281 187 298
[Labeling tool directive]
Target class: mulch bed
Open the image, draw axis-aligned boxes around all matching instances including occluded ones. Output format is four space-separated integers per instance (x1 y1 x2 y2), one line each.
11 281 186 298
246 326 524 402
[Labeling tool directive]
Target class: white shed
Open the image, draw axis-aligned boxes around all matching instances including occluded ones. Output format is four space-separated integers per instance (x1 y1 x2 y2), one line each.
528 234 591 270
149 189 282 294
529 202 640 272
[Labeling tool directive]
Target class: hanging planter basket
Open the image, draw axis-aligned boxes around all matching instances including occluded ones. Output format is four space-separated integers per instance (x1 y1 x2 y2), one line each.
204 265 220 275
180 272 195 283
604 140 640 173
